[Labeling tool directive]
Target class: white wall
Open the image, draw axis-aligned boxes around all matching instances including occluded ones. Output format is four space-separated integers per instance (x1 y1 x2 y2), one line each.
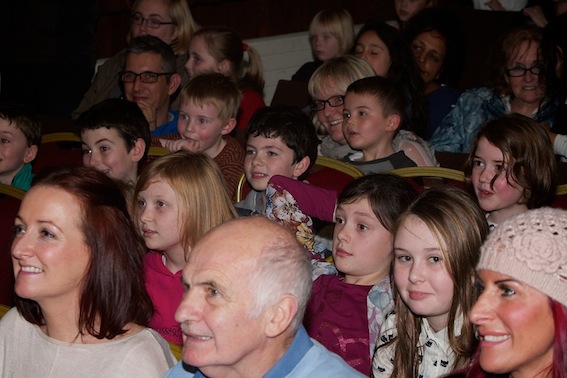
246 30 313 105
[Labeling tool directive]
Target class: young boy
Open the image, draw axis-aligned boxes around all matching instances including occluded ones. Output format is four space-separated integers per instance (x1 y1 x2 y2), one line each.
159 72 245 199
236 105 336 262
236 105 320 215
0 103 41 191
78 98 150 187
342 76 416 174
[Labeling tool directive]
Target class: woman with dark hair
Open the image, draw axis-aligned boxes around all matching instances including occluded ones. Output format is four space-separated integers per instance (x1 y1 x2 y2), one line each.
0 167 174 376
449 207 567 377
405 7 465 139
354 20 428 139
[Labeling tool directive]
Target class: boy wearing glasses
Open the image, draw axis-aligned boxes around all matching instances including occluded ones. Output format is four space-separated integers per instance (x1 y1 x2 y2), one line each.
121 35 182 137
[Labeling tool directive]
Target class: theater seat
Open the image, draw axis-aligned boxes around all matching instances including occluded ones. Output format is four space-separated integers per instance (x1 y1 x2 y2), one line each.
0 184 25 307
236 156 363 203
33 132 83 175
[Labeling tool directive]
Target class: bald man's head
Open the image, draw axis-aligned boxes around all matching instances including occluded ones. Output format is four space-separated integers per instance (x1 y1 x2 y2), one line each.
188 216 312 331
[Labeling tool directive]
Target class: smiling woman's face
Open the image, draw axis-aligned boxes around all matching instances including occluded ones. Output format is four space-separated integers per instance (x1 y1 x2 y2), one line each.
470 269 555 376
312 81 347 144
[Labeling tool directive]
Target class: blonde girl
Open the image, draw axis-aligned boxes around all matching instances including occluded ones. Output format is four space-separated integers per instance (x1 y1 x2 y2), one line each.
373 186 489 377
134 151 237 344
292 8 354 82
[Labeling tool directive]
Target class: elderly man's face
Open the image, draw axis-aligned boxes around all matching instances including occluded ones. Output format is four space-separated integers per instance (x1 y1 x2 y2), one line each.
175 221 269 376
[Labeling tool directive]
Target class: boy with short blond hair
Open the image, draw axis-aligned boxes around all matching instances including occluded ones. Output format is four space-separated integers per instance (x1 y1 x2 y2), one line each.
160 72 245 198
342 76 416 174
0 103 41 191
78 98 150 187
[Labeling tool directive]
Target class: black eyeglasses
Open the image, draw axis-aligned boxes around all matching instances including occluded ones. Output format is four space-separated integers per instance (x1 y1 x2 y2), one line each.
131 14 174 29
505 65 542 77
310 95 344 112
119 71 174 83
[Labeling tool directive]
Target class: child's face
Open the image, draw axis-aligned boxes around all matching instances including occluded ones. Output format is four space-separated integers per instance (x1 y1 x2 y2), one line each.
333 198 393 285
244 135 307 192
471 137 526 222
393 214 454 332
136 179 183 255
310 25 340 62
0 119 37 186
185 35 224 79
177 99 234 157
343 92 398 157
81 128 143 185
354 31 391 77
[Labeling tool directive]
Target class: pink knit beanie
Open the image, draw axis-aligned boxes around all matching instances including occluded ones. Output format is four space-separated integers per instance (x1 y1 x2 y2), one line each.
477 207 567 307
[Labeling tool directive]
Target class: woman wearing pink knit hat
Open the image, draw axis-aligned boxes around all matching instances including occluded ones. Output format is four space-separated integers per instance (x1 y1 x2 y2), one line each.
465 207 567 377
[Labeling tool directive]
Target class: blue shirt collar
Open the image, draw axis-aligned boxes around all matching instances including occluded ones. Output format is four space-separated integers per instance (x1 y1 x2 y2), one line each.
263 326 313 378
192 326 313 378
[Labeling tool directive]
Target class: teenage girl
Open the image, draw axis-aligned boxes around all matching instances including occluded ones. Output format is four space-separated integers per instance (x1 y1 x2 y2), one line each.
292 8 354 82
184 26 266 138
133 151 237 344
301 173 417 376
373 186 489 377
353 20 428 138
464 114 557 229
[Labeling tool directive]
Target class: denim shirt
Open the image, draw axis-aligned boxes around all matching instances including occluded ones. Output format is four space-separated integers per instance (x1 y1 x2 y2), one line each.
430 87 559 153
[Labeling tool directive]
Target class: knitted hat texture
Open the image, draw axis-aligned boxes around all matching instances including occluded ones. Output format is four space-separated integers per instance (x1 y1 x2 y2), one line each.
477 207 567 307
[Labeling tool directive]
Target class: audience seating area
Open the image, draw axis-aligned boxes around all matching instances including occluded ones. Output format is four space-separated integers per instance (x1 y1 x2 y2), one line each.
0 184 25 307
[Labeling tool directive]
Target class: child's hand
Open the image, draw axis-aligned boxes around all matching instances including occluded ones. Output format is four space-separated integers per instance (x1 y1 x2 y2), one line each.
159 138 202 153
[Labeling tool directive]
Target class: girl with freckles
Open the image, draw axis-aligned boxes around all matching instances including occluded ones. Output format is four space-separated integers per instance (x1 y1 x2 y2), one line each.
464 114 557 230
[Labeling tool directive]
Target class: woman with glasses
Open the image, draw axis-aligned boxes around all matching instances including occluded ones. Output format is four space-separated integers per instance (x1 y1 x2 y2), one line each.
72 0 199 119
430 25 563 153
308 55 437 166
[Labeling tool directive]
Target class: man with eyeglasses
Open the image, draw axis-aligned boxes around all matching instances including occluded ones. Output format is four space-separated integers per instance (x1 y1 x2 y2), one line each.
122 35 181 136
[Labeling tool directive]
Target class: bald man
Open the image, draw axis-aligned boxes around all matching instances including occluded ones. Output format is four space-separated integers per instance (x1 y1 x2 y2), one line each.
165 216 363 377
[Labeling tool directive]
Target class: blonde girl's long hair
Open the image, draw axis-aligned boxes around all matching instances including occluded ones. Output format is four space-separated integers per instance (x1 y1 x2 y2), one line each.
134 151 237 259
386 186 489 377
